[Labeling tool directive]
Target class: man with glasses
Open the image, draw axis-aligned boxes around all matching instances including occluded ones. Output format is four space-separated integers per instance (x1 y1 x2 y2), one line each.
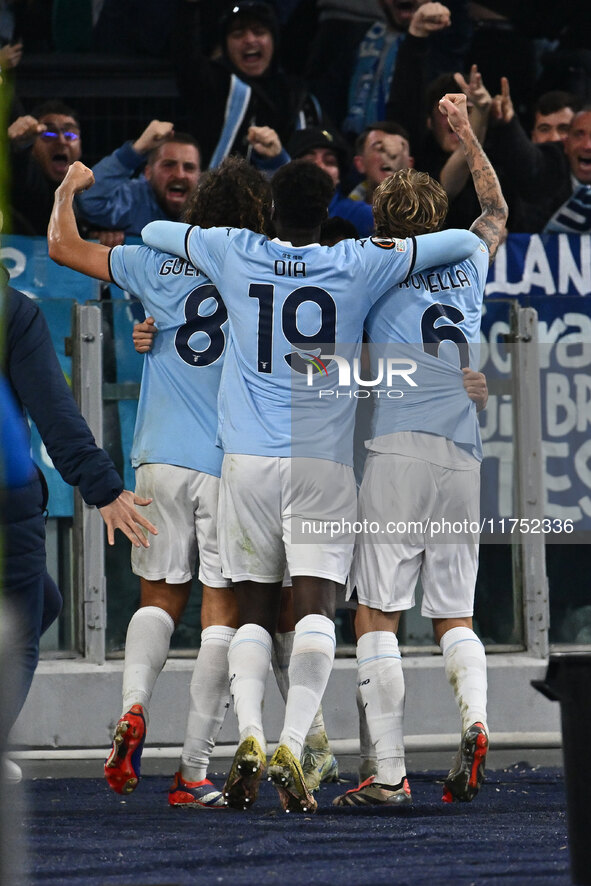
8 100 82 235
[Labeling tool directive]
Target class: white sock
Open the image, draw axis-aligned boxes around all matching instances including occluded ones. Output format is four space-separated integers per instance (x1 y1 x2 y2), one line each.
228 623 272 752
357 631 406 786
272 629 327 742
180 625 236 783
440 626 488 734
122 606 175 727
279 614 335 759
271 630 294 703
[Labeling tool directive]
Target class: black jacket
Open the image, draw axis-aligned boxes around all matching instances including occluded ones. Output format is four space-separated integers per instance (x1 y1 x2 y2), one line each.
485 117 572 232
174 0 323 167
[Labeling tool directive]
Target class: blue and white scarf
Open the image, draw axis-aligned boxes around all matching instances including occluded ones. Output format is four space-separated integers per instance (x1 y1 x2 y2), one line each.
544 181 591 234
343 22 403 135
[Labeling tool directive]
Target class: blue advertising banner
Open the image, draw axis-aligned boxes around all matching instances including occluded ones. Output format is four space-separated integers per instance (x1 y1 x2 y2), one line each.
1 234 101 303
485 233 591 298
480 233 591 537
480 295 591 536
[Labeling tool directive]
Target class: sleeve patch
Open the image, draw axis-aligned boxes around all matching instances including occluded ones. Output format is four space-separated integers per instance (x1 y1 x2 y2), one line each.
370 236 407 252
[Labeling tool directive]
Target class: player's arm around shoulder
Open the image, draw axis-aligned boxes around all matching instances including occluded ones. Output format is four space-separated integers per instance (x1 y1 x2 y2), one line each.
351 234 417 305
141 220 192 258
142 221 236 283
414 228 481 272
439 93 508 263
352 230 480 300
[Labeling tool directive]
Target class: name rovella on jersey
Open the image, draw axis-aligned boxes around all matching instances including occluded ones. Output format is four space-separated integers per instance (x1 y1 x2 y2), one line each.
401 268 471 293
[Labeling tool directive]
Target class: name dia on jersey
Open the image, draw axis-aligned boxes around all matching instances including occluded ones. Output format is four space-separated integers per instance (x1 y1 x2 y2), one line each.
274 259 306 277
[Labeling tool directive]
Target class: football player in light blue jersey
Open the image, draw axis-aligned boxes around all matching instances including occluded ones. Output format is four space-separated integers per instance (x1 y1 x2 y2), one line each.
142 160 481 814
334 93 508 810
48 157 272 808
362 225 488 462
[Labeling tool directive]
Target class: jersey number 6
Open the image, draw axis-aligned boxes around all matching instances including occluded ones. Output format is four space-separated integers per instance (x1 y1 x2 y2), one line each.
421 303 469 368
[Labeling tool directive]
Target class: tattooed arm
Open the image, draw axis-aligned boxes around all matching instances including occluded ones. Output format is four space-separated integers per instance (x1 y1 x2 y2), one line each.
438 93 508 263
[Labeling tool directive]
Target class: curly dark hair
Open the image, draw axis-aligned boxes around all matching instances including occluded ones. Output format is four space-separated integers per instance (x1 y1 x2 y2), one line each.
372 167 448 238
271 160 334 229
182 155 272 233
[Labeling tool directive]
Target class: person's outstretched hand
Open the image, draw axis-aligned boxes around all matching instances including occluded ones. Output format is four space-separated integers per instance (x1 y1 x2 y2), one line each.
99 490 158 548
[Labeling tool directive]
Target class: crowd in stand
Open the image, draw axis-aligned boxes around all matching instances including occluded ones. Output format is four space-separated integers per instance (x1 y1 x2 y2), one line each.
4 0 591 241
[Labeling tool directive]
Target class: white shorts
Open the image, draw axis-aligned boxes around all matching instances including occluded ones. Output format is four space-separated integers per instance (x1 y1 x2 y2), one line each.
349 445 480 618
218 454 356 584
131 463 230 588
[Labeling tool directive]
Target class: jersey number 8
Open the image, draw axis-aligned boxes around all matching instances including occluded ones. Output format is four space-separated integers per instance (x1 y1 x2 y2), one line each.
175 283 228 367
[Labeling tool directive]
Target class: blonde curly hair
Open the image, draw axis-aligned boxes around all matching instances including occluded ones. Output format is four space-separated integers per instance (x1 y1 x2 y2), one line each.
372 168 448 239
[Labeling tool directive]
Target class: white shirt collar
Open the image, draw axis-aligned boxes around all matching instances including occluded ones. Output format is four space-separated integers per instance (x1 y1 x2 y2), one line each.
271 237 322 248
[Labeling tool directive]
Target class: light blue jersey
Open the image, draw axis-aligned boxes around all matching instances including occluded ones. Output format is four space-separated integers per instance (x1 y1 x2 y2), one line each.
142 223 481 465
363 238 490 461
109 245 226 476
